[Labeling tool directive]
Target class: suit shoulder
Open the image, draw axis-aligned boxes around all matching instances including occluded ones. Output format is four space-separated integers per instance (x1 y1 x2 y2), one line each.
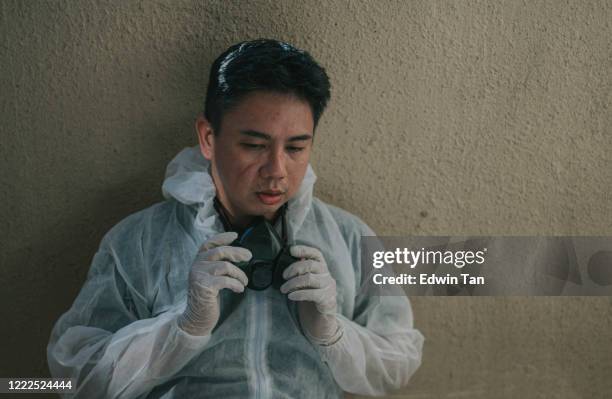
101 200 183 248
311 198 376 238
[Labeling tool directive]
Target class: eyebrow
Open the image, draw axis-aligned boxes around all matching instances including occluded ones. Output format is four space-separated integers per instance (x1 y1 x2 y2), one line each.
240 130 313 142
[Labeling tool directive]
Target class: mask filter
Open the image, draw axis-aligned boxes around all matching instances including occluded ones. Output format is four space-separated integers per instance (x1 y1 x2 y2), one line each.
231 217 297 290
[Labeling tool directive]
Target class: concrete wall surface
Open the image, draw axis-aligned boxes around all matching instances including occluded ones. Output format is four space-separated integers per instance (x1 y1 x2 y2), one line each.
1 1 611 398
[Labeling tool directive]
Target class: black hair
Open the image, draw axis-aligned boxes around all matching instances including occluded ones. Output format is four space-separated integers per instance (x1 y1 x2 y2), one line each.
204 39 331 134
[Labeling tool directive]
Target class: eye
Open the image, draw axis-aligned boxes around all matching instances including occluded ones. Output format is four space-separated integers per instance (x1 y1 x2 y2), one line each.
286 146 305 153
240 143 265 150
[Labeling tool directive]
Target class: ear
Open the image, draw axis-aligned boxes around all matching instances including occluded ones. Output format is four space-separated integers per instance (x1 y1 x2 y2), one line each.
196 114 215 160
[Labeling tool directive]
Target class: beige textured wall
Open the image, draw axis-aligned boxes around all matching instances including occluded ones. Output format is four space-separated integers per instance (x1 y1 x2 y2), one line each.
1 1 611 398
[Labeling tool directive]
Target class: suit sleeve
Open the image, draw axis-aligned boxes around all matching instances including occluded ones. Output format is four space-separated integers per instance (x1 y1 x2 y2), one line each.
47 240 210 399
312 218 424 396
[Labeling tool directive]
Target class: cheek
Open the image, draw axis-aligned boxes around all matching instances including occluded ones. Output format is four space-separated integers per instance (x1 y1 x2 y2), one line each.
219 156 260 188
288 160 309 189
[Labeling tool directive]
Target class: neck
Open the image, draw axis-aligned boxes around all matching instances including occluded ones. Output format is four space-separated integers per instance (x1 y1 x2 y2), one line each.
213 196 286 234
212 197 251 231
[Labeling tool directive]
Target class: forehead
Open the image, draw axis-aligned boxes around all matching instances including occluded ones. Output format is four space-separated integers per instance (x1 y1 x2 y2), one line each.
219 91 314 137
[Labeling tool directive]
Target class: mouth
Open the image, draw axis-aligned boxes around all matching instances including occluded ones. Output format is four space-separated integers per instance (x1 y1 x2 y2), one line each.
256 190 285 205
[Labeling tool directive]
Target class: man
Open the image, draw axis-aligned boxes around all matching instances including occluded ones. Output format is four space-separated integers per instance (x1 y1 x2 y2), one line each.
48 39 424 398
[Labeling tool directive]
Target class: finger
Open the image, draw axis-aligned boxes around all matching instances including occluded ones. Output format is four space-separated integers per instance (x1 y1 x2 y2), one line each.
208 261 249 287
201 245 252 263
290 245 325 263
199 232 239 252
280 273 329 294
283 259 325 280
211 275 246 294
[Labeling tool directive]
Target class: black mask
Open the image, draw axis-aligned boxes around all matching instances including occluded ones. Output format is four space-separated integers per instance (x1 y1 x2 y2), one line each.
231 217 297 290
214 198 297 290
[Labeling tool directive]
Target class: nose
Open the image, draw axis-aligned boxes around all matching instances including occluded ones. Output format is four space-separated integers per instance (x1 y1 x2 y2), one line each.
260 147 287 180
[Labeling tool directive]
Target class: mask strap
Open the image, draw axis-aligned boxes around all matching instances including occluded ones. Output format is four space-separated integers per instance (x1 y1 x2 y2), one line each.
213 197 234 232
281 202 289 244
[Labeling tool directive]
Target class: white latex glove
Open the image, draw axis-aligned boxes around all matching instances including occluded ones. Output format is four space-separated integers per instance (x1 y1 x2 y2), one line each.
280 245 343 345
178 232 251 336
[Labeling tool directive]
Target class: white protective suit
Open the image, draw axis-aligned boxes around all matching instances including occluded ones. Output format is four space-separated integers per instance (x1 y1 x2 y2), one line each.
47 146 424 398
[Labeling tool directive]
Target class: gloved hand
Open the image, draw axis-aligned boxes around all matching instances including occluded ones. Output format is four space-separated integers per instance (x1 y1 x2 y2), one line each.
178 232 251 336
281 245 343 345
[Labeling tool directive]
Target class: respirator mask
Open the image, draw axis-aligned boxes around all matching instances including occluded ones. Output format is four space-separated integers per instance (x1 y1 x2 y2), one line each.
214 198 298 290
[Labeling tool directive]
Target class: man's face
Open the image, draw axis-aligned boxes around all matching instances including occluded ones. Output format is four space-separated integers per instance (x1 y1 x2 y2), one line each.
197 91 314 226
